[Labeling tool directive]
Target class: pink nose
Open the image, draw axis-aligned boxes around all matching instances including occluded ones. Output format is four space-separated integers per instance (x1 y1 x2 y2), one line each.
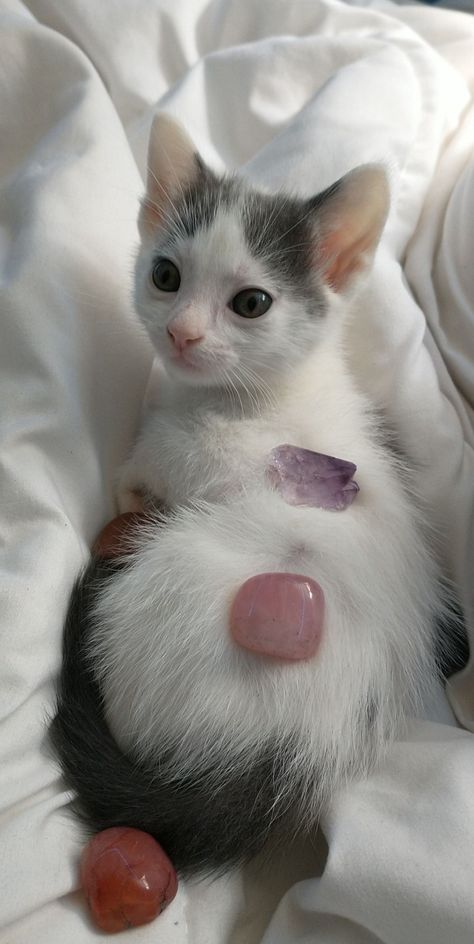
167 325 203 352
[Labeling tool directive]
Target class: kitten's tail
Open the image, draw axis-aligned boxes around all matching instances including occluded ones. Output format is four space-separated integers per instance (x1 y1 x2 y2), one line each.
50 558 187 865
51 557 469 878
50 557 285 876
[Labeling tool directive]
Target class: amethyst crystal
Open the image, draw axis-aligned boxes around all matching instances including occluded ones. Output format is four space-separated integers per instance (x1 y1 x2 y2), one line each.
266 444 359 510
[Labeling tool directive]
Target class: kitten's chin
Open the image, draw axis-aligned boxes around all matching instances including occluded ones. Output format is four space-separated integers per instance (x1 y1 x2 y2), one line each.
164 356 227 388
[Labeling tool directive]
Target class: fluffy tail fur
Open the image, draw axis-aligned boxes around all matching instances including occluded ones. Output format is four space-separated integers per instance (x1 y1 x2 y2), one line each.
51 557 301 876
51 551 467 877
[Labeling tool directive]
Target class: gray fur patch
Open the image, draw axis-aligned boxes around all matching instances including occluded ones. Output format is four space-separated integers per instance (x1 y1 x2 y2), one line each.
168 159 328 314
241 190 327 313
170 160 240 240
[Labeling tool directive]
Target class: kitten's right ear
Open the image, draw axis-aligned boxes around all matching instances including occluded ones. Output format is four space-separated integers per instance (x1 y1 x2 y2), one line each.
310 165 390 292
139 114 201 236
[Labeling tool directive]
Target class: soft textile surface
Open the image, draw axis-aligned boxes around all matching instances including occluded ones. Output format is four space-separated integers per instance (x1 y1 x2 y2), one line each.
1 1 474 941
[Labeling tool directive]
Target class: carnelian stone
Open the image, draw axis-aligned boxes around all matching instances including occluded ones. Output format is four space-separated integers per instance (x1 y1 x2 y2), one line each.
92 513 148 559
80 827 178 933
230 572 324 661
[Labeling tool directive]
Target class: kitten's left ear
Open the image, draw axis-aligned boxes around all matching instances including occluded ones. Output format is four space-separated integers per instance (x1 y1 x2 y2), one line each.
310 166 389 292
140 114 202 235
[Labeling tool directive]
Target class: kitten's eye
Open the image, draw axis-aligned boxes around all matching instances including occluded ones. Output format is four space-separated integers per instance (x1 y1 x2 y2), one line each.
152 258 181 292
231 289 272 319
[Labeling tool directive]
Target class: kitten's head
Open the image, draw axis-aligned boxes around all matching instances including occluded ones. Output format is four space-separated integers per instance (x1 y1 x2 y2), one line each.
134 115 389 389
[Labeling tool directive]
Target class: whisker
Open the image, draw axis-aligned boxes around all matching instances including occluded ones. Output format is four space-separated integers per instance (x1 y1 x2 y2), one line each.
232 364 258 414
267 203 316 249
145 162 188 243
232 360 278 417
250 192 289 252
224 370 245 417
237 361 278 414
143 181 188 244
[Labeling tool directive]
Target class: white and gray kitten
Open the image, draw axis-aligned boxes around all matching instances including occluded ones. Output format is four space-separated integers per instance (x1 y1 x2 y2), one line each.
53 115 451 876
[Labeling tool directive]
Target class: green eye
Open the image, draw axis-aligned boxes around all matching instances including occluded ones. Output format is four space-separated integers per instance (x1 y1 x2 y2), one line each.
152 258 181 292
231 289 272 319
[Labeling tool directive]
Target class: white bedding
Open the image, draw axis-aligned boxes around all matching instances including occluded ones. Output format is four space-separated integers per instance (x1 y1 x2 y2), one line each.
1 1 474 941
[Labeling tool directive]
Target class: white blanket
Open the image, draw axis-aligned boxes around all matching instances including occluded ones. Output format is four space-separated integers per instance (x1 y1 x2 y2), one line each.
1 1 474 941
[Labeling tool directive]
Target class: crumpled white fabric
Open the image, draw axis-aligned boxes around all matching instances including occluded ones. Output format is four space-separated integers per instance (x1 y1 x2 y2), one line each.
0 1 473 942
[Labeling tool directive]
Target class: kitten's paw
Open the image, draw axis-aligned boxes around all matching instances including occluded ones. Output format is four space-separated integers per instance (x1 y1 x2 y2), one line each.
116 484 146 515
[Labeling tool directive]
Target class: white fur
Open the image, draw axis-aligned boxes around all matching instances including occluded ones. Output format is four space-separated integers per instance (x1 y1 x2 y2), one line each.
90 137 441 823
92 305 439 820
132 206 327 396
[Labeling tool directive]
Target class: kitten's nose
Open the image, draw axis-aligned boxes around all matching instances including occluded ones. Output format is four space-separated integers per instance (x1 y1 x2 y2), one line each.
167 324 203 352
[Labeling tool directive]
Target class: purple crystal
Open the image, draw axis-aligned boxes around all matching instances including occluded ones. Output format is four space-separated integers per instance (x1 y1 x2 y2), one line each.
266 444 359 511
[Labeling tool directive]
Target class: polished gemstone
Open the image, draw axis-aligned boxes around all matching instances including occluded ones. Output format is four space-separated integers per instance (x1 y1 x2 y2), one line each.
230 572 324 660
267 444 359 510
80 827 178 933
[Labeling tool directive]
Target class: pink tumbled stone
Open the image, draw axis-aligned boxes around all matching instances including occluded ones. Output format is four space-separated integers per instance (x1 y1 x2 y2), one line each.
230 572 324 661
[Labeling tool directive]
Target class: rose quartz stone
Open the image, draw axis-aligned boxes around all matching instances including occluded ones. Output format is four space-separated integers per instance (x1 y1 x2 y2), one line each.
80 827 178 933
230 572 324 661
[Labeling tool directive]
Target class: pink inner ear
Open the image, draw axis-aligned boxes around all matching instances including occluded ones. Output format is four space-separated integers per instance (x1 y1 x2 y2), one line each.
313 165 389 292
140 115 201 236
319 230 372 292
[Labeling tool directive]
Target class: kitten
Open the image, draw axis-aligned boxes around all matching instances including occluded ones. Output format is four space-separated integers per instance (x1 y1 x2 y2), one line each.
52 115 451 876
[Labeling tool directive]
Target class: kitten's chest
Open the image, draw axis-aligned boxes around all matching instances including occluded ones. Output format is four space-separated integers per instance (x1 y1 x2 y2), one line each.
151 407 284 503
146 395 365 506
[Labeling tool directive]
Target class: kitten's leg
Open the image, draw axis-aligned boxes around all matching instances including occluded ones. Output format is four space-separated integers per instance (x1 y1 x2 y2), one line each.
116 479 146 515
116 439 165 514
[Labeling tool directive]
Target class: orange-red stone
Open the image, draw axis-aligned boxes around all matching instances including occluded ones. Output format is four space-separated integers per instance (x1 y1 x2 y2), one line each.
230 572 324 661
92 513 149 559
80 827 178 933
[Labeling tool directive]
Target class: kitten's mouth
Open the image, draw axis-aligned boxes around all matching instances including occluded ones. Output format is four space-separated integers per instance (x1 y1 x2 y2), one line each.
167 351 223 383
169 352 204 372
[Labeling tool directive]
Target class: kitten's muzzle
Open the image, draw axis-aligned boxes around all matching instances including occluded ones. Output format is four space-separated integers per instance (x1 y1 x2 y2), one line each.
167 323 203 352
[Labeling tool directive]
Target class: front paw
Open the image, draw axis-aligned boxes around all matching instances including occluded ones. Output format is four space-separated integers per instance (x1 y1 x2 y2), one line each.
116 483 147 515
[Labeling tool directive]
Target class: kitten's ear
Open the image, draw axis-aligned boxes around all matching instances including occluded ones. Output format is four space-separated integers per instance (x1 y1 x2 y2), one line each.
139 114 201 235
310 166 389 292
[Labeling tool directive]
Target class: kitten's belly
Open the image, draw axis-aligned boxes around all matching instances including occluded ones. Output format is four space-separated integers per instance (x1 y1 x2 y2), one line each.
93 476 437 771
90 465 439 871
